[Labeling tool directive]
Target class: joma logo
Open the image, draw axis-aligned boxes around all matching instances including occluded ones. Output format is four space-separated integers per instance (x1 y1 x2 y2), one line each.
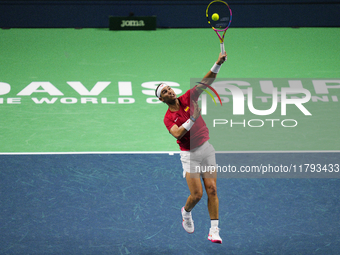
121 20 145 27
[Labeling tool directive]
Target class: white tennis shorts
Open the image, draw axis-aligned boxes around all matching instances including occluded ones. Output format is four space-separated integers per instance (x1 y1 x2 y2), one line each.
180 141 216 178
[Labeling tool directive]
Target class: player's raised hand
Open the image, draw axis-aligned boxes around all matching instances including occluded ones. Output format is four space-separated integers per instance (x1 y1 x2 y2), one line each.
216 51 227 65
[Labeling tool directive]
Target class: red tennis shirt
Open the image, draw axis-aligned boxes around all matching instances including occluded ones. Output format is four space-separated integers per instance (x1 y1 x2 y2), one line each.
163 87 209 151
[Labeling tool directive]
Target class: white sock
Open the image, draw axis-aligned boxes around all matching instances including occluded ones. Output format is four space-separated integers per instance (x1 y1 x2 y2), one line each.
211 219 219 228
182 207 191 217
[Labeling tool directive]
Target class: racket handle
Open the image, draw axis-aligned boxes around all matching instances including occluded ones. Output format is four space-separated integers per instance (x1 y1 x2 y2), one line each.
220 42 225 55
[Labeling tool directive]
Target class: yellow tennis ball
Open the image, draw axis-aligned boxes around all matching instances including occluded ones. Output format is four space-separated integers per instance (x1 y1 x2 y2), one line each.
212 13 219 21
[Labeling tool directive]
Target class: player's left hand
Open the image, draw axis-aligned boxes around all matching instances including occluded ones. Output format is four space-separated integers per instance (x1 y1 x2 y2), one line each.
216 51 227 65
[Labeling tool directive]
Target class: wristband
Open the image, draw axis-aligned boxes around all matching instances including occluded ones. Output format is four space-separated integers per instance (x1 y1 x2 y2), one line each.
190 116 196 122
182 118 195 131
210 63 221 74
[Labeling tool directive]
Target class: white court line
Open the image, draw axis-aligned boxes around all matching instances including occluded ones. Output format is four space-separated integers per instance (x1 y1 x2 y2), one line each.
0 150 339 155
216 150 340 154
0 151 179 155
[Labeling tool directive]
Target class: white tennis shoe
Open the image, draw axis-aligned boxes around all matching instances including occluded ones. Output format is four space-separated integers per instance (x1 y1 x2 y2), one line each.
181 207 194 233
208 227 222 244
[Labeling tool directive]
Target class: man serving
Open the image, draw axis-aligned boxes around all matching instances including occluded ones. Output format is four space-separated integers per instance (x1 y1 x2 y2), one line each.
155 51 227 243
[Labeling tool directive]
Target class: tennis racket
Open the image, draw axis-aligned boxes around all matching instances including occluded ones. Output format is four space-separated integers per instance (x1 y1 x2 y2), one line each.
206 0 232 55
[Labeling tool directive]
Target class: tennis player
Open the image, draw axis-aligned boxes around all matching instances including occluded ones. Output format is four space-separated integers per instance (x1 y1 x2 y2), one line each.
155 52 227 244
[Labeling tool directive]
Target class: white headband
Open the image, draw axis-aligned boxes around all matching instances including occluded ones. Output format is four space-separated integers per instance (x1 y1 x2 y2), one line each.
156 83 168 98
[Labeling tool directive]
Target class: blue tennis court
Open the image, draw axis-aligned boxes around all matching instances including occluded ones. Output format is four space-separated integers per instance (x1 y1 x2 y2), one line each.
1 153 339 254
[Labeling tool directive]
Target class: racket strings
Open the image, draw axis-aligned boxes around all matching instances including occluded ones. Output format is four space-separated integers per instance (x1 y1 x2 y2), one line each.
207 2 231 29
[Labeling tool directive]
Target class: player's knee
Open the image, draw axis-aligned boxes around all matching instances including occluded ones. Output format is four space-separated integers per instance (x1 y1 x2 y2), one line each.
192 191 203 202
206 184 217 197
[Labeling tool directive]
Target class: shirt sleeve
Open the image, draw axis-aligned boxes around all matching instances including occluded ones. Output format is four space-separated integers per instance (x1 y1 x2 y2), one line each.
180 87 199 106
190 86 200 102
164 115 175 132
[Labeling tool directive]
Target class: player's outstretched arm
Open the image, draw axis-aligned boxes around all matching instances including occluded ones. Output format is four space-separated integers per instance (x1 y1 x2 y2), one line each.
196 52 227 96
